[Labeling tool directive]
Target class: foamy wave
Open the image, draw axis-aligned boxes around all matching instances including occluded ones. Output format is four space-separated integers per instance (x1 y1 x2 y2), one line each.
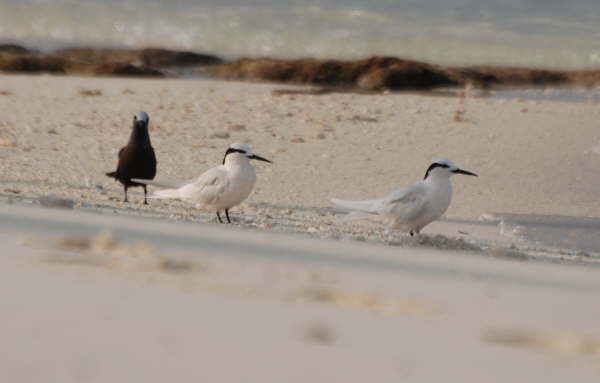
1 0 600 69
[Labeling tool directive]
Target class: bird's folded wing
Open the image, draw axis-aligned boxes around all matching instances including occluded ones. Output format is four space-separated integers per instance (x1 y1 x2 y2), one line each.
383 188 428 222
178 167 229 204
330 198 382 213
131 178 187 188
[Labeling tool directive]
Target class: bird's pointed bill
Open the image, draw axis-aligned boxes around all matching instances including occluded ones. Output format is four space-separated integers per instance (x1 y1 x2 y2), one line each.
249 154 272 163
453 168 478 176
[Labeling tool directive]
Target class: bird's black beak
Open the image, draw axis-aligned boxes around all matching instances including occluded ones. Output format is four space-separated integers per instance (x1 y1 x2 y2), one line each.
249 154 272 163
135 120 148 129
453 168 478 176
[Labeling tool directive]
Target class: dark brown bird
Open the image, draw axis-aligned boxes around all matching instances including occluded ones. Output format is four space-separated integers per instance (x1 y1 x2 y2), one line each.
106 111 157 204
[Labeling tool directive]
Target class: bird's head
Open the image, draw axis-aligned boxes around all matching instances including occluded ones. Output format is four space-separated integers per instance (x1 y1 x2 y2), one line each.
133 111 150 129
424 159 477 179
222 143 272 165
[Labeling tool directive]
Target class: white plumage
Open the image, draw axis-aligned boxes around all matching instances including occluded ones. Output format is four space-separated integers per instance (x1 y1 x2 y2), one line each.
134 143 271 223
331 159 477 235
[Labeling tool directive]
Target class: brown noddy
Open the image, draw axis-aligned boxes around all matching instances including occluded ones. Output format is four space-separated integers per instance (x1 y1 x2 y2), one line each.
106 111 157 204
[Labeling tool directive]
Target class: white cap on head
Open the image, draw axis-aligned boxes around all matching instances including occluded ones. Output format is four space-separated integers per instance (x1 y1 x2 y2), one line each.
229 142 253 155
433 159 456 170
135 111 149 123
223 142 271 164
426 158 477 178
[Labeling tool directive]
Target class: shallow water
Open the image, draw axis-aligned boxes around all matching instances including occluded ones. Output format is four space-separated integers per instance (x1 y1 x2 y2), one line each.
485 87 600 104
421 86 600 104
490 212 600 255
1 0 600 69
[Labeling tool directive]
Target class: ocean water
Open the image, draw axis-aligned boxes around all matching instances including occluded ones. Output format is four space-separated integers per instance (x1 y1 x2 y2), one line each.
1 0 599 69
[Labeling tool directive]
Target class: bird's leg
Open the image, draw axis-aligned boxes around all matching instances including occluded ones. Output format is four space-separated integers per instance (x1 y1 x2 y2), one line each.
225 209 231 224
216 211 224 224
143 185 148 205
123 185 129 203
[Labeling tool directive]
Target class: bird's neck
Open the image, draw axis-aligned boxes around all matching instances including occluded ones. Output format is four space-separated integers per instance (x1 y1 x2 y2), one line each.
423 173 453 218
224 157 253 171
425 173 452 190
129 126 151 147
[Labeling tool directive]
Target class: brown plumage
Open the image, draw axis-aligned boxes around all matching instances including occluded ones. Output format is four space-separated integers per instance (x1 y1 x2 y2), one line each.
106 111 157 204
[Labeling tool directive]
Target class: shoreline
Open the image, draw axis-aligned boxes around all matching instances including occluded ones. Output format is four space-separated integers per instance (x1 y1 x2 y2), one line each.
3 43 600 91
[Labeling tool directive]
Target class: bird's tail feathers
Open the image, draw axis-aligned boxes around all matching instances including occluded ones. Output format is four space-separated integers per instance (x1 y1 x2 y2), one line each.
331 198 381 214
150 188 181 199
106 171 117 178
131 178 186 189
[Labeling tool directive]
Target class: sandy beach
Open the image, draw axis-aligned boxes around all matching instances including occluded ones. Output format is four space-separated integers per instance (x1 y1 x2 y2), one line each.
1 74 600 381
1 74 600 248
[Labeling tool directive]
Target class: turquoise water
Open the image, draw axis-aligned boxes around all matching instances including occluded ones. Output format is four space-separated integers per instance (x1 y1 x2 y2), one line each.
1 0 599 68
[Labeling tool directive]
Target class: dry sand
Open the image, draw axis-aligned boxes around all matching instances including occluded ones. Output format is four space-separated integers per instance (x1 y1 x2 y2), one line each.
0 74 598 218
0 74 600 381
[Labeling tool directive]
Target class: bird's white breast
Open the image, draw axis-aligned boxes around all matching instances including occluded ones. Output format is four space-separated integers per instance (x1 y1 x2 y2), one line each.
222 161 256 208
416 177 453 230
